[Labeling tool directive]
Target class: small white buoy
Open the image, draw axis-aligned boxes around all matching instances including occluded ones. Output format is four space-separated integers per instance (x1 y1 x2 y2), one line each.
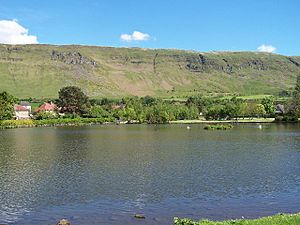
187 126 191 130
258 125 262 129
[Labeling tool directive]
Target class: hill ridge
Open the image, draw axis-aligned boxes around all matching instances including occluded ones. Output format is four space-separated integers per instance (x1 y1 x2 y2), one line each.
0 44 299 98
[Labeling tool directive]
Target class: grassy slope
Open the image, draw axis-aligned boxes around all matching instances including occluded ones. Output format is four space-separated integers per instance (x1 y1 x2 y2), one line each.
174 213 300 225
0 44 299 98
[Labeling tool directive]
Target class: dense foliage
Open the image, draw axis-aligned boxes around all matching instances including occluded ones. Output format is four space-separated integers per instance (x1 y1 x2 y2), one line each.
35 111 58 120
287 75 300 118
0 91 17 120
0 118 110 129
3 78 300 126
57 86 89 115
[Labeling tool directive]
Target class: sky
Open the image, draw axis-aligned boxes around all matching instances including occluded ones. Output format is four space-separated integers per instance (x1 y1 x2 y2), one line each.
0 0 299 55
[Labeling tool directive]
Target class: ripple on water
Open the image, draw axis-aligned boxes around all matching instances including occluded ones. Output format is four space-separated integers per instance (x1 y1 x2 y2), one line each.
0 124 300 224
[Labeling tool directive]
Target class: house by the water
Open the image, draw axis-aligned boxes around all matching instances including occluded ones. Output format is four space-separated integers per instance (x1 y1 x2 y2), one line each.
14 105 31 120
36 102 57 114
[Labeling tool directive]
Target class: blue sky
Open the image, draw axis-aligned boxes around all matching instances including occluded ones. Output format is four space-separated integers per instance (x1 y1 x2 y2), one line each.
0 0 299 55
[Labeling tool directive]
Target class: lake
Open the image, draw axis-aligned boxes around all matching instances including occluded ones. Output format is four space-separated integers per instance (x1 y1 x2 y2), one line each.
0 124 299 225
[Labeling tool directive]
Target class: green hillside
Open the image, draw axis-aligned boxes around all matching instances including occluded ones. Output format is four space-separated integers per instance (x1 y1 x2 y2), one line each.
0 44 299 98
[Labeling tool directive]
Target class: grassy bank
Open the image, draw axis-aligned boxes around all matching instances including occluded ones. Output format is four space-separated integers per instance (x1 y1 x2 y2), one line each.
174 213 300 225
0 117 296 129
170 118 275 124
0 118 113 129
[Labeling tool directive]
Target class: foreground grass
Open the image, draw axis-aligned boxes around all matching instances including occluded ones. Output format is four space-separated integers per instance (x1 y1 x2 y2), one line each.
174 213 300 225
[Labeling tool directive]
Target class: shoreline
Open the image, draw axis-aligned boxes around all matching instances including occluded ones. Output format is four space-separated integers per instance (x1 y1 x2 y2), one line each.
170 118 275 124
0 117 295 129
12 213 300 225
174 213 300 225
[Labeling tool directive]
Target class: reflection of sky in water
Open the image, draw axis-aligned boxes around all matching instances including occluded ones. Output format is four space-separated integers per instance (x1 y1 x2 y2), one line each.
0 124 299 225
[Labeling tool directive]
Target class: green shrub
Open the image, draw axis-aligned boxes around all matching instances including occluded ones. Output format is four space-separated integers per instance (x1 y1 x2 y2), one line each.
275 115 298 122
85 105 110 118
0 117 115 129
33 118 106 126
35 111 58 120
204 124 234 130
0 119 35 128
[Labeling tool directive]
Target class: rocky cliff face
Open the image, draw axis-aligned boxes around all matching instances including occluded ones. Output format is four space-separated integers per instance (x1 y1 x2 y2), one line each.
185 54 268 73
288 57 300 68
51 50 97 66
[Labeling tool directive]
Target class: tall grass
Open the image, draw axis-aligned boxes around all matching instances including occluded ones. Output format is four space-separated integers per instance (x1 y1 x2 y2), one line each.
174 213 300 225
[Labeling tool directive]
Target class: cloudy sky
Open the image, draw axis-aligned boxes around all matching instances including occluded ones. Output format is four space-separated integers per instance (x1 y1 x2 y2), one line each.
0 0 299 55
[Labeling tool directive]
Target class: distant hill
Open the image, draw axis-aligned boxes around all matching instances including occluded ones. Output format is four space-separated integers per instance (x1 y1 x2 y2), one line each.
0 44 299 98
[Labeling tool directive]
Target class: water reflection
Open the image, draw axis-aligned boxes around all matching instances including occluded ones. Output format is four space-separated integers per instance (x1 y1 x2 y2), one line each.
0 124 299 225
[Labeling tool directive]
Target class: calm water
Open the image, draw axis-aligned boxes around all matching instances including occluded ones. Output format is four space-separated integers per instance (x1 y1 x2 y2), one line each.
0 124 299 225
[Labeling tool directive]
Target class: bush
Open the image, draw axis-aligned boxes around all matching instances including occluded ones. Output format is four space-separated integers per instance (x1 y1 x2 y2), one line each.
35 111 58 120
0 119 35 128
204 124 234 130
33 118 109 126
0 117 115 129
275 115 298 123
85 105 110 118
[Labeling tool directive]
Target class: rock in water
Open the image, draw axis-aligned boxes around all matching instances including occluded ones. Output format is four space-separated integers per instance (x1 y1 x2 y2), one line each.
134 214 146 219
57 219 71 225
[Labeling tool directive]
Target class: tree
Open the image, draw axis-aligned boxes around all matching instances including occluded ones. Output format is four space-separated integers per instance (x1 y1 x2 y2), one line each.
187 95 212 113
246 103 266 118
289 93 300 118
294 74 300 95
86 105 110 118
261 97 275 116
238 102 248 119
58 86 89 115
0 91 17 120
288 75 300 118
253 104 266 117
142 95 156 106
205 104 226 120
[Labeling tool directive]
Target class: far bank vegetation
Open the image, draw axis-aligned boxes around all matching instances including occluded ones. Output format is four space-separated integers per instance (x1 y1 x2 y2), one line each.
1 75 300 127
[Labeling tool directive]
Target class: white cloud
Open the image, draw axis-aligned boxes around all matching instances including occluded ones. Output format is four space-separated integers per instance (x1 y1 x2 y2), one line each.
0 20 38 44
120 31 150 42
257 44 276 53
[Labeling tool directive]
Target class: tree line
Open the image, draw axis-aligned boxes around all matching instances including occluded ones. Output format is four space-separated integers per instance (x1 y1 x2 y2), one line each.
1 75 300 123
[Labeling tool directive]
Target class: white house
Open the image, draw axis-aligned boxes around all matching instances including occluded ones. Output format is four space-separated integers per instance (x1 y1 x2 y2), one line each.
15 105 31 120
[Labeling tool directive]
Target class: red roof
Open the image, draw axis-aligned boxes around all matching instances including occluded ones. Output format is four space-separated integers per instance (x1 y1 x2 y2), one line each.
36 102 57 112
15 105 29 111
